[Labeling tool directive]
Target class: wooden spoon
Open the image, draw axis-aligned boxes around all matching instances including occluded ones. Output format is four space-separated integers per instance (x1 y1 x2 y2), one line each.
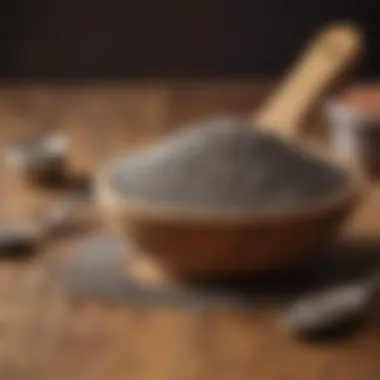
255 22 363 137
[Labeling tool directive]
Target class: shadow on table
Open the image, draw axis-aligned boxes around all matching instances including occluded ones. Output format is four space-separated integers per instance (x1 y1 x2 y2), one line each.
192 237 380 302
36 171 92 194
41 234 380 311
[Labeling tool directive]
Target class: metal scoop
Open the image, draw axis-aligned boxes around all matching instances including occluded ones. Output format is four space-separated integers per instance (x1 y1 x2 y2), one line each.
281 271 380 340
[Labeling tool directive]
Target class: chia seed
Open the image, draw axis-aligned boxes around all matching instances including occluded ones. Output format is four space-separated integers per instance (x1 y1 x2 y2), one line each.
110 117 348 213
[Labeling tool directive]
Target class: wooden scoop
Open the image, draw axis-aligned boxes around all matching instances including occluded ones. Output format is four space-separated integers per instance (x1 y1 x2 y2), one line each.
255 22 363 137
97 22 364 280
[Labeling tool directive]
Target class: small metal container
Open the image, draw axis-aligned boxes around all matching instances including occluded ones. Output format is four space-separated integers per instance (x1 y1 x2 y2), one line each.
325 91 380 177
6 135 68 185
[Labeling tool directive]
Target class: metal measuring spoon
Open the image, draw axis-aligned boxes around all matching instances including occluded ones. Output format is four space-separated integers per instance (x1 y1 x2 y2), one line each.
280 271 380 340
0 221 44 254
5 90 70 186
6 134 68 184
0 193 90 255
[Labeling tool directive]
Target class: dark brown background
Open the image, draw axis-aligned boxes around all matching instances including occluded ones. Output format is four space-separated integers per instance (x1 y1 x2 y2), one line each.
1 0 379 80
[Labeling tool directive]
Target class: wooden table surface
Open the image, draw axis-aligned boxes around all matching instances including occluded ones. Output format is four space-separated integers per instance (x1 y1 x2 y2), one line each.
0 79 379 380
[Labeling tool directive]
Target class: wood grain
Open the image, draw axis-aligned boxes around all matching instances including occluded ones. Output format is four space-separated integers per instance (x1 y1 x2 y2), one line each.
0 80 378 379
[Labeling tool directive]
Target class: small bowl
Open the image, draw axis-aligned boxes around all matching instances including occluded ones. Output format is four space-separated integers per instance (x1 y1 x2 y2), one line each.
5 135 68 185
325 89 380 177
95 154 361 281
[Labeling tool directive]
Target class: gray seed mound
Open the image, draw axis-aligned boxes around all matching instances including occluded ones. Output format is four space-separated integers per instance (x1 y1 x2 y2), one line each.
110 117 348 213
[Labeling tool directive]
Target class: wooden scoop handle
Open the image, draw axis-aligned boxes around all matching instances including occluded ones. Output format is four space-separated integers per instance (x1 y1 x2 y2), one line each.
255 22 364 137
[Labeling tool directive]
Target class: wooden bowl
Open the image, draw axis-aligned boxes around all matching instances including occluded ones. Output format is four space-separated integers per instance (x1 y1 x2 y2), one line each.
96 23 364 280
95 155 362 279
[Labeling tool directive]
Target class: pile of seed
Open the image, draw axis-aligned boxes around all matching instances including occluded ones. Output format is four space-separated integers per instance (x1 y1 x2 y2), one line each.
109 117 348 213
